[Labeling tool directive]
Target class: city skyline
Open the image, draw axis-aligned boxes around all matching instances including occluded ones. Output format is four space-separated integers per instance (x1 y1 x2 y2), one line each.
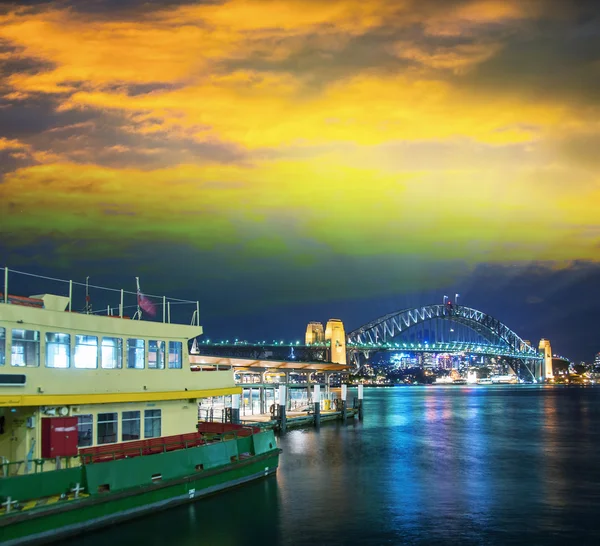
1 0 599 361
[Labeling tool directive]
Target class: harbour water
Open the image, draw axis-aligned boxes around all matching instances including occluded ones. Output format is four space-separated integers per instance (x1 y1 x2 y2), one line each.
65 386 600 545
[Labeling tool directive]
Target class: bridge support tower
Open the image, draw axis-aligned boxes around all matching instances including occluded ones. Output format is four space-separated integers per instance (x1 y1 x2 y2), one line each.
325 319 346 365
538 338 554 381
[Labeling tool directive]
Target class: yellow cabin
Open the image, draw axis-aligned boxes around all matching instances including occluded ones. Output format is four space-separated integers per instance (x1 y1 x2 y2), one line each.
0 278 240 475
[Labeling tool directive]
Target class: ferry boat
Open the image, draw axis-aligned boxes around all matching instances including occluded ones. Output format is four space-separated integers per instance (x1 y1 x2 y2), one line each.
0 270 280 545
490 374 518 384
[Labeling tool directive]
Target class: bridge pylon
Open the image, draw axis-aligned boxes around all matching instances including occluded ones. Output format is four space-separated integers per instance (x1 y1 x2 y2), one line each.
305 321 325 344
538 338 554 380
325 319 346 365
305 319 347 364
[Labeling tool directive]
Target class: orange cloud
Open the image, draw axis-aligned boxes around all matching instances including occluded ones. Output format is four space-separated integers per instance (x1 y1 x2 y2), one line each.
0 137 28 151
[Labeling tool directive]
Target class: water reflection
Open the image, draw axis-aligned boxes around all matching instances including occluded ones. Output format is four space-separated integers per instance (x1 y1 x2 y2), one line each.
60 387 600 546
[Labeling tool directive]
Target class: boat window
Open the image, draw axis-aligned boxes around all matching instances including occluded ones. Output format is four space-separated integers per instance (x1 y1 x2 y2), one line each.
101 337 123 369
77 414 93 447
11 329 40 367
168 341 182 369
148 340 165 369
74 335 98 368
122 410 141 441
97 412 118 444
0 327 5 366
127 338 145 369
144 409 161 438
46 332 71 368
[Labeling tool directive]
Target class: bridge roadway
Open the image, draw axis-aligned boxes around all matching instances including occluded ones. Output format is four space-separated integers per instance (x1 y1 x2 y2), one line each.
195 340 543 361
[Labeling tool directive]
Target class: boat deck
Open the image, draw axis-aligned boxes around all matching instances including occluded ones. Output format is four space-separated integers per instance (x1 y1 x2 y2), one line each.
1 491 89 517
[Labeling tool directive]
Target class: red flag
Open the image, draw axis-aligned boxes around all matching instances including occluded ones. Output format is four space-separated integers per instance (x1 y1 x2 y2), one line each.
137 290 156 316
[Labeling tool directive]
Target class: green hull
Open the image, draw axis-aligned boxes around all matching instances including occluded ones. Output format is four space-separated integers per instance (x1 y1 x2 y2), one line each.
1 432 280 545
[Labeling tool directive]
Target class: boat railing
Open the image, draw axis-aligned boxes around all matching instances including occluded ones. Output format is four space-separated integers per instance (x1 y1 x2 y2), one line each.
79 427 260 465
1 455 80 478
1 266 200 326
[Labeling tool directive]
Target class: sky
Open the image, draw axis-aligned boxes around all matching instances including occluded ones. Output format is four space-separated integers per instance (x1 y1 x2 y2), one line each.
0 0 599 361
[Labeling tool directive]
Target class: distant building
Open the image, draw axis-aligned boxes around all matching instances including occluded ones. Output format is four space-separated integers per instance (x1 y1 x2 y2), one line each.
594 352 600 368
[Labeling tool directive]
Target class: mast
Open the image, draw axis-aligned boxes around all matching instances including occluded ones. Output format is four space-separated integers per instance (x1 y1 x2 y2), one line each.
84 276 92 314
135 276 142 320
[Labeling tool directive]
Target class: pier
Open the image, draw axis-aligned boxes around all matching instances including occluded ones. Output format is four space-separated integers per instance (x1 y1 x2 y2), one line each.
194 360 365 433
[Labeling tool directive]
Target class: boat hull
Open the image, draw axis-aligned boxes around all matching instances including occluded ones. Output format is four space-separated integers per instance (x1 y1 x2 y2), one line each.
2 449 279 546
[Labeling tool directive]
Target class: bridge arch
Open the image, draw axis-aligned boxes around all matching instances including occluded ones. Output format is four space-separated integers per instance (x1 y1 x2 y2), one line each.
347 304 538 357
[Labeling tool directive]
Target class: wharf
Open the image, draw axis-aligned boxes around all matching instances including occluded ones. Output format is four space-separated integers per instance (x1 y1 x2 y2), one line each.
241 408 359 432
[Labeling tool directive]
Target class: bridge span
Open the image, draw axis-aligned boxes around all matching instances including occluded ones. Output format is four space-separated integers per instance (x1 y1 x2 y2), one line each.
196 302 556 381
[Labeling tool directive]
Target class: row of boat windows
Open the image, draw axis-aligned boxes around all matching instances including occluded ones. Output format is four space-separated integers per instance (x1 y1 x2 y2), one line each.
0 327 183 369
78 409 162 447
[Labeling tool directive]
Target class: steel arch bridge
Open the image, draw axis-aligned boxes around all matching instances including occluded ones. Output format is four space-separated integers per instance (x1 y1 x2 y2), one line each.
347 303 542 377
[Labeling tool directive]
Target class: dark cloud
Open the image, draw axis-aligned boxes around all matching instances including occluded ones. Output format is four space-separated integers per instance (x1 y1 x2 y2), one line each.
220 24 506 91
213 0 600 106
28 115 249 169
0 1 222 19
0 95 94 140
0 41 55 81
457 261 600 361
222 29 414 90
0 95 248 172
458 16 600 106
0 149 29 176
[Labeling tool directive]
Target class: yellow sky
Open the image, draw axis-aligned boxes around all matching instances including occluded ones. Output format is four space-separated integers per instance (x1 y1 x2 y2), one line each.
0 0 598 266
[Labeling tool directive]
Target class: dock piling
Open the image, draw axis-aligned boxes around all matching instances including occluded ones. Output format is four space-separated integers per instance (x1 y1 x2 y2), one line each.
341 384 347 423
231 394 240 424
358 384 364 421
313 384 320 428
279 385 287 434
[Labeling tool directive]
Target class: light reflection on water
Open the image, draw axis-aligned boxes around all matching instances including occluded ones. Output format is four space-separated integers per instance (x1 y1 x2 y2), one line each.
63 386 600 546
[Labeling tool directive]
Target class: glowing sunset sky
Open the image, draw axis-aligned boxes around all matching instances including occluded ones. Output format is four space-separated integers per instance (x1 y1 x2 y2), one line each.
1 0 599 359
